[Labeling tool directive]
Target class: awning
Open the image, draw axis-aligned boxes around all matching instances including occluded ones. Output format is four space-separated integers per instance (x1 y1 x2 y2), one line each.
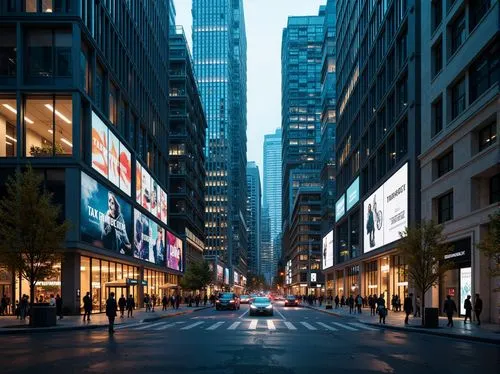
105 280 128 287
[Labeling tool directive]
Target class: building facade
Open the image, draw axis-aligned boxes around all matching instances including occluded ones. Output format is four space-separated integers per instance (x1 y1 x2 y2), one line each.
282 9 325 296
192 0 248 289
0 0 183 314
168 26 207 274
246 162 261 276
420 0 499 323
330 0 420 302
262 128 282 281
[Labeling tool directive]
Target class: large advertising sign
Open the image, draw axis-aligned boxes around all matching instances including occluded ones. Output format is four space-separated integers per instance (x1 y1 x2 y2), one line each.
91 112 131 196
133 209 165 266
234 271 240 285
136 162 168 225
460 267 472 315
217 265 224 283
363 163 408 253
166 231 183 272
224 268 229 285
286 260 292 285
335 194 346 222
322 230 334 270
346 177 360 212
81 172 133 255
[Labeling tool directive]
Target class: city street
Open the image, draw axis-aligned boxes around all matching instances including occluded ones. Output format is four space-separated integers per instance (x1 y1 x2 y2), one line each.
2 302 498 373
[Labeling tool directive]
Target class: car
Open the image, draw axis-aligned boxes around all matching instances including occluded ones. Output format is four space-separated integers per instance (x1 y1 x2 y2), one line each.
239 295 251 304
249 296 273 316
215 292 240 310
284 295 299 307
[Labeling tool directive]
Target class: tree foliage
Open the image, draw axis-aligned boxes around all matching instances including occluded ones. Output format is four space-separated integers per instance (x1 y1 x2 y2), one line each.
180 260 214 291
477 209 500 278
0 166 70 312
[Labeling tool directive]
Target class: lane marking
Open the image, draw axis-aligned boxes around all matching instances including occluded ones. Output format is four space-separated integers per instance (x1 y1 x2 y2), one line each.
180 321 205 330
267 320 276 330
133 321 166 330
348 322 378 331
238 308 250 319
331 322 357 331
206 322 225 330
300 322 317 330
284 321 297 330
275 307 287 321
248 320 258 330
317 322 338 331
156 322 176 331
227 322 241 330
115 322 143 330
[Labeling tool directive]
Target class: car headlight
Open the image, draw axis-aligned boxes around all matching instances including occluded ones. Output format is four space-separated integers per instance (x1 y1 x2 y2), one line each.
229 300 235 303
265 305 273 309
250 304 257 309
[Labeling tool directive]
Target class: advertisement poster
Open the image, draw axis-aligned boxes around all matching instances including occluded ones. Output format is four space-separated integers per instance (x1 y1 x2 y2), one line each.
460 267 472 315
81 172 132 256
160 189 168 224
91 112 108 178
322 230 334 270
346 177 360 212
335 194 345 222
141 167 151 211
108 131 121 188
234 271 239 285
286 260 292 285
133 210 166 266
166 231 183 272
217 265 224 282
119 146 131 196
363 163 408 253
136 163 142 205
224 268 229 285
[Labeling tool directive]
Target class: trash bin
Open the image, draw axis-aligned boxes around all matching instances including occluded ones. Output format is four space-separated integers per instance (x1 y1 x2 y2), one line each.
424 307 439 328
31 304 57 327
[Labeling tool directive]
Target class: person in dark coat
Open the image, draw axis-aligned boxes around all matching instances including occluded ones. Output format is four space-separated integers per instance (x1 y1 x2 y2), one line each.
377 294 387 324
175 294 180 309
203 294 208 306
162 295 168 311
126 295 135 318
474 294 483 326
334 295 339 309
340 295 345 308
463 295 473 323
443 295 457 327
118 295 126 318
403 293 413 325
106 292 117 334
55 294 63 320
82 292 92 322
348 295 355 314
369 295 376 316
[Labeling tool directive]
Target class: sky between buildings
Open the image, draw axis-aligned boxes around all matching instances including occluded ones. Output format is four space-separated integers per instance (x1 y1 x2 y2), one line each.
174 0 327 181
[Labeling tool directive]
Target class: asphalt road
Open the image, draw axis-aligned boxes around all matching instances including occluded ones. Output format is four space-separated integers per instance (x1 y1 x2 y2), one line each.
2 302 498 373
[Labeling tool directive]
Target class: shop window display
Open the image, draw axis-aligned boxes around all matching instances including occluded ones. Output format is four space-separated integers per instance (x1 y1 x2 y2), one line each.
19 263 61 303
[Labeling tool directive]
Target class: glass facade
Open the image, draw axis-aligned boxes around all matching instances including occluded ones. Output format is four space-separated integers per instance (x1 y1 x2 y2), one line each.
246 162 261 276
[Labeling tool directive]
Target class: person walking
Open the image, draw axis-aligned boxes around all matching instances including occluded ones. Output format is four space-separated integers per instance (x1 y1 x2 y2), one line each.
118 295 126 318
443 295 457 327
55 294 63 320
356 295 363 314
106 292 117 334
340 295 345 308
403 293 413 325
0 294 7 316
19 295 28 320
348 295 354 314
175 293 180 309
204 294 208 306
82 292 92 322
162 295 168 311
474 294 483 326
414 295 421 318
377 294 387 324
369 295 376 316
126 294 135 318
334 295 339 309
151 294 157 312
463 295 473 323
144 294 150 312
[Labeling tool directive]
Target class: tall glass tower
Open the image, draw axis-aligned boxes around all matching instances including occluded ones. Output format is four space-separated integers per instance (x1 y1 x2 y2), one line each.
192 0 248 282
246 162 261 276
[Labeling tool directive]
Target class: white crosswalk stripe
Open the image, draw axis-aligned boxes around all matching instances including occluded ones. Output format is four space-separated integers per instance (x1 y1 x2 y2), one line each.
331 322 357 331
206 322 225 330
267 320 276 330
133 321 166 330
155 322 177 331
180 321 205 330
300 322 317 330
248 320 258 330
348 322 378 331
284 321 297 330
115 322 143 330
317 322 338 331
227 322 241 330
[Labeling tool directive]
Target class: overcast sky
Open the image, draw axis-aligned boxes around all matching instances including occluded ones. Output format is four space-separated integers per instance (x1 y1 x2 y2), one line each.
174 0 326 179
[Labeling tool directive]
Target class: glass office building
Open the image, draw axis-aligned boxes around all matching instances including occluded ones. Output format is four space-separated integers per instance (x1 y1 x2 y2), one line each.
246 162 261 276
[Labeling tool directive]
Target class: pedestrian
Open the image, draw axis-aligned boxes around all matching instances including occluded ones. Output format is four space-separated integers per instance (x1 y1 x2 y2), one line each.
474 294 483 326
334 295 339 309
14 300 20 319
20 295 28 320
0 294 7 316
195 294 200 307
151 294 157 312
82 292 92 322
443 295 457 327
340 295 345 308
319 295 323 307
144 294 150 312
403 293 413 325
414 296 421 317
49 294 56 306
369 295 376 316
55 294 63 320
377 294 387 324
162 295 168 311
463 295 472 323
209 294 215 306
356 295 362 314
126 294 135 317
118 294 126 318
171 295 176 309
204 294 208 306
106 292 117 334
175 294 180 309
348 295 354 314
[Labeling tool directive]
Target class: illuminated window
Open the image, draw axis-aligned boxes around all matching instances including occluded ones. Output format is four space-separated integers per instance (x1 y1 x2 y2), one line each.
0 96 18 157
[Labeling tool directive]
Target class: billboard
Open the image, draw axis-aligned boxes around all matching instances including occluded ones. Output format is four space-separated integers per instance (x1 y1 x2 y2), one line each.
335 194 345 221
133 209 165 266
234 271 240 285
224 268 229 285
91 111 131 196
216 265 223 282
166 231 183 272
363 163 408 253
346 177 360 212
460 267 472 315
286 260 292 285
136 162 168 225
322 230 334 270
80 172 133 255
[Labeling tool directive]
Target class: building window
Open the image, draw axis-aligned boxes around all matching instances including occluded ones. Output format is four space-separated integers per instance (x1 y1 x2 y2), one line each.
450 11 466 55
80 45 91 94
437 150 453 177
490 173 500 204
451 77 465 120
24 0 70 13
478 121 497 152
432 0 443 32
95 64 104 111
109 83 117 125
397 30 408 69
397 119 407 159
0 96 18 157
26 29 72 79
438 191 453 223
432 96 443 136
469 0 491 32
469 41 500 103
0 28 16 77
397 76 408 114
432 38 443 78
387 134 396 169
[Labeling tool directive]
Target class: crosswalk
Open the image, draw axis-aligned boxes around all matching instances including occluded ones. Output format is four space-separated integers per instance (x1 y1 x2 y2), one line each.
117 320 379 333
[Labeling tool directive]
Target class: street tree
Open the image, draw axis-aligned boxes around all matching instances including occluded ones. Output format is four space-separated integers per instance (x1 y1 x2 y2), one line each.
180 260 214 293
0 166 70 323
398 220 452 326
477 210 500 280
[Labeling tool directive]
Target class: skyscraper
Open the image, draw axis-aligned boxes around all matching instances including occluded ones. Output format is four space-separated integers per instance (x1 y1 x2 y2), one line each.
192 0 248 284
263 128 282 280
281 9 325 295
246 162 261 276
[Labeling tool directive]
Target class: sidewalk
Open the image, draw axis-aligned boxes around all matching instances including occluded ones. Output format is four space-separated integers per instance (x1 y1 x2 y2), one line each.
304 303 500 344
0 304 212 334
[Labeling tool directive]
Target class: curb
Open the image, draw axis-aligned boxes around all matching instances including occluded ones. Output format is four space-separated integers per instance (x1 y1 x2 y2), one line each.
0 306 212 335
303 304 358 320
